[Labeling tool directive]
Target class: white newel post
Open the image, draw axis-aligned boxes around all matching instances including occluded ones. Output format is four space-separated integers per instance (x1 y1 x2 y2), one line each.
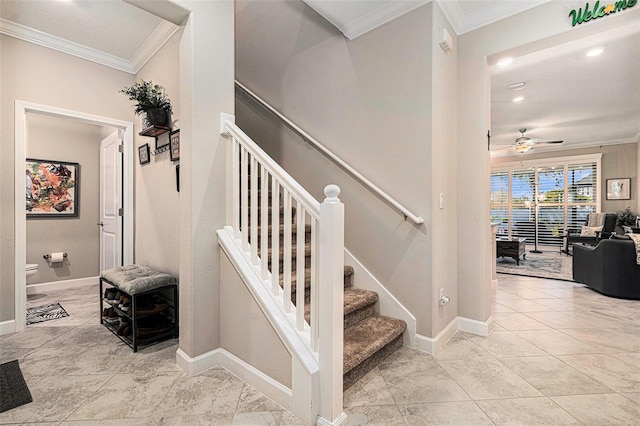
317 185 346 426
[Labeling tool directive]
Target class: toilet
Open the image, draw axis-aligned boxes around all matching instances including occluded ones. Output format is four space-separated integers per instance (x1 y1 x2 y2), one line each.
26 263 39 280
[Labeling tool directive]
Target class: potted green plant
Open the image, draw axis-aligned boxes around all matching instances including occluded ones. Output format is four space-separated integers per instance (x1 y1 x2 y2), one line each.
120 80 173 127
616 206 639 232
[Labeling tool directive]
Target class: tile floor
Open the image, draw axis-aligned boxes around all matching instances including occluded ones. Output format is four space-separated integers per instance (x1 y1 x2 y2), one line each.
1 273 639 425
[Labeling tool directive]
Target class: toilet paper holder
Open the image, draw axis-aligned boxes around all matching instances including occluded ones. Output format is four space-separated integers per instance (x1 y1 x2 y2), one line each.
43 253 68 260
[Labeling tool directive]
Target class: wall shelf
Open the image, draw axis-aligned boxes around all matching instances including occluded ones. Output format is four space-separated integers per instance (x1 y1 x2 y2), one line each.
139 125 171 155
139 125 171 138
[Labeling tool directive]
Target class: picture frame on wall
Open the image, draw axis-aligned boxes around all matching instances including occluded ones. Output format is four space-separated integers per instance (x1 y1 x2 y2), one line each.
606 178 631 200
26 158 80 218
170 129 180 161
139 143 151 165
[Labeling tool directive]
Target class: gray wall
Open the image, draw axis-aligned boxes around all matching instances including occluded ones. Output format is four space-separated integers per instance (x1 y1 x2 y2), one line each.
236 1 436 336
134 30 181 277
0 34 134 322
491 143 638 214
26 114 105 284
220 251 292 387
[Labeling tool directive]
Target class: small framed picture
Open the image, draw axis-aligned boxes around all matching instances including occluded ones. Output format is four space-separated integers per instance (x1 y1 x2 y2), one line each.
170 129 180 161
606 178 631 200
139 143 150 165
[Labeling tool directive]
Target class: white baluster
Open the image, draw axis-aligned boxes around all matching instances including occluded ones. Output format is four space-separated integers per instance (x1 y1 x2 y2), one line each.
296 202 305 330
283 191 292 312
310 217 318 351
271 181 280 295
250 156 258 265
241 148 249 251
231 138 240 238
318 184 345 425
260 166 269 279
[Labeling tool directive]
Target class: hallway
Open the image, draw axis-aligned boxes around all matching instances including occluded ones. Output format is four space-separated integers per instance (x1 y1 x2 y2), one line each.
1 274 639 424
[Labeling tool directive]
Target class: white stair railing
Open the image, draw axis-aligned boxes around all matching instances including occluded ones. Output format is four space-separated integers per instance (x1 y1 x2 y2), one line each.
221 119 345 425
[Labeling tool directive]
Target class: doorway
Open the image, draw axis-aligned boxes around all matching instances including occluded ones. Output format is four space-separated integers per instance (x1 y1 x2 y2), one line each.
14 101 134 333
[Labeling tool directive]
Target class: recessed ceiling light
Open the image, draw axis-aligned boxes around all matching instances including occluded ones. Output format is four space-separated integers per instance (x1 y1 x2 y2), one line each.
497 57 513 67
586 47 604 57
513 96 525 103
508 81 526 91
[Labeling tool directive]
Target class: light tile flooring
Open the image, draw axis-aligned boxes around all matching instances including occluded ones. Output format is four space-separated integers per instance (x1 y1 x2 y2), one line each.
2 274 640 425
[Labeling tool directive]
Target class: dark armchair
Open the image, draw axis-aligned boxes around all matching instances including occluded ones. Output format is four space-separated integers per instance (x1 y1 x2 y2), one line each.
573 238 640 299
562 213 617 255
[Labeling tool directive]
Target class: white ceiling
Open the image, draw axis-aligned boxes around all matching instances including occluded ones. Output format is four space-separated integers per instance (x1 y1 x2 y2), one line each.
0 0 178 74
490 23 640 157
1 0 638 157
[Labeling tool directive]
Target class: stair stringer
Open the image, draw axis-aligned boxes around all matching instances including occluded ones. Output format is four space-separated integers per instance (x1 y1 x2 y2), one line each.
218 227 320 424
344 248 416 347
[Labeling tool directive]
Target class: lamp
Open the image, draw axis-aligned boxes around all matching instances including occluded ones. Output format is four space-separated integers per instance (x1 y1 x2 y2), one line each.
515 144 532 153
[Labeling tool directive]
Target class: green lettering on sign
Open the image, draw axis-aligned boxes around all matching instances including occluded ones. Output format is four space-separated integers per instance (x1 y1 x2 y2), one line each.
569 0 636 26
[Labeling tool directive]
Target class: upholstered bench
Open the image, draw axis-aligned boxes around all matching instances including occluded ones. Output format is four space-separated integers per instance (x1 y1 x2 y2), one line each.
100 264 178 352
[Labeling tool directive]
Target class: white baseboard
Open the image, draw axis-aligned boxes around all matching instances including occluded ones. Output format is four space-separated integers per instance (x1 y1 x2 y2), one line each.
176 347 221 376
413 315 494 354
175 347 292 411
27 276 99 295
0 320 16 336
217 348 292 411
459 315 494 336
317 412 348 426
414 316 458 355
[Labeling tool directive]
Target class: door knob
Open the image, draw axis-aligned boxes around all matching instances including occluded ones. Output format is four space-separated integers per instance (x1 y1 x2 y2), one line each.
97 222 104 227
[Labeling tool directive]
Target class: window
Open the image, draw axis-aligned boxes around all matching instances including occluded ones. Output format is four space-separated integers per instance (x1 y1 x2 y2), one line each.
490 155 600 248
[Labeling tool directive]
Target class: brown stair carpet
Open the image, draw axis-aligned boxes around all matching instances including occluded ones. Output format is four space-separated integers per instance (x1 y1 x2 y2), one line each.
244 172 407 390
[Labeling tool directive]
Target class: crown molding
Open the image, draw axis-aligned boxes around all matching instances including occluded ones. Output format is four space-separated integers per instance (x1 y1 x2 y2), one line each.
340 1 430 40
490 135 640 158
438 0 552 35
0 18 178 75
130 20 180 74
0 19 134 73
435 0 465 35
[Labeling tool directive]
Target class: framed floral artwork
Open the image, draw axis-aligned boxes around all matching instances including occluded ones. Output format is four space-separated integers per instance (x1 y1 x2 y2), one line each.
26 159 79 217
606 178 631 200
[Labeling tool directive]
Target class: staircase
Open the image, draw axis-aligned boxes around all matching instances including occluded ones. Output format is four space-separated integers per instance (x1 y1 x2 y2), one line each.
247 178 407 389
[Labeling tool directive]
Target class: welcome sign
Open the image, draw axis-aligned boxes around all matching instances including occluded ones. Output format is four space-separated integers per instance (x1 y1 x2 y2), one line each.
569 0 637 26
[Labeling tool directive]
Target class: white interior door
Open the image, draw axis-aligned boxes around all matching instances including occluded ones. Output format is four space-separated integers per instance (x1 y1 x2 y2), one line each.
100 131 122 272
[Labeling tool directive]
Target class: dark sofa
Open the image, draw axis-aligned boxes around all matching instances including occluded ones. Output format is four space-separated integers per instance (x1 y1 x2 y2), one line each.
573 238 640 299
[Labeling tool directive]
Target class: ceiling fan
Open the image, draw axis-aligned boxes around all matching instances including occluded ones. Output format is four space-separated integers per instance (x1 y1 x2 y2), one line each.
513 128 563 153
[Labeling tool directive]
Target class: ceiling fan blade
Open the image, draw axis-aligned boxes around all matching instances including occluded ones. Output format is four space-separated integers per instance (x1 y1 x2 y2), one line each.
536 140 563 144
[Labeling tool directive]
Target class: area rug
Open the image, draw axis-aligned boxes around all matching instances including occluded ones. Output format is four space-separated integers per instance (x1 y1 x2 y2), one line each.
496 250 573 281
26 302 69 325
0 360 32 413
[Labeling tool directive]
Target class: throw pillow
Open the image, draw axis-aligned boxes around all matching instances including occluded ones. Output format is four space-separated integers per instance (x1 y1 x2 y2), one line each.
580 225 603 236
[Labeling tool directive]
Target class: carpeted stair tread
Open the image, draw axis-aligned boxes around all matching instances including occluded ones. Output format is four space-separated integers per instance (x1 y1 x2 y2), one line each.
343 316 406 374
303 285 377 323
343 288 378 315
282 265 354 291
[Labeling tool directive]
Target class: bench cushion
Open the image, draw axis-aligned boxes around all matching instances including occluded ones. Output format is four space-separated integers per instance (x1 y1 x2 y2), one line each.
101 264 177 295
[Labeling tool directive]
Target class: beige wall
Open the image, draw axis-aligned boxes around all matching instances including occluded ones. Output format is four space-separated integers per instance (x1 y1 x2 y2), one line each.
430 3 458 335
134 30 181 277
26 114 105 284
220 251 292 387
457 4 640 324
236 0 435 335
0 35 133 322
492 143 638 214
170 0 235 358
